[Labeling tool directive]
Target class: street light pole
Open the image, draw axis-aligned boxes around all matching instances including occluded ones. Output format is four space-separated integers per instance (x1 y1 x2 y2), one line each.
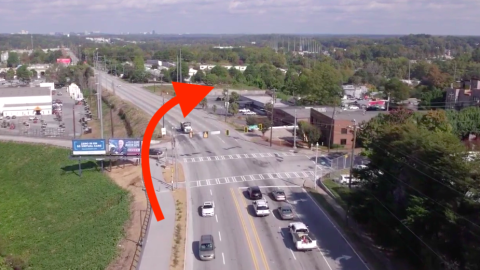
314 142 319 191
293 92 297 150
269 88 276 147
224 90 229 122
348 119 357 190
162 92 166 128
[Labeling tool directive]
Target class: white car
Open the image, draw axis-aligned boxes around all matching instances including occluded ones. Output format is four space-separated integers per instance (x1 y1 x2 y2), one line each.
253 199 270 217
201 201 215 217
239 108 250 113
337 174 360 185
348 105 359 110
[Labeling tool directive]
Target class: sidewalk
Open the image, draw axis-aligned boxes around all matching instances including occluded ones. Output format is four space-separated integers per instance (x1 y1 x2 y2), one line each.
138 154 175 270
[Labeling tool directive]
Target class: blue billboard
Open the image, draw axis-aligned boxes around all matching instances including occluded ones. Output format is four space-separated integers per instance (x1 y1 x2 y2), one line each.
72 139 107 155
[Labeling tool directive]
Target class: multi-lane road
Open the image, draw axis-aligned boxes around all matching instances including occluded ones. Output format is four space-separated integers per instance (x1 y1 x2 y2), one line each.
94 68 371 270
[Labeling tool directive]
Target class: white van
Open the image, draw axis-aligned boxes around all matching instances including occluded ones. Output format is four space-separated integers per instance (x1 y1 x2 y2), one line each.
337 174 359 185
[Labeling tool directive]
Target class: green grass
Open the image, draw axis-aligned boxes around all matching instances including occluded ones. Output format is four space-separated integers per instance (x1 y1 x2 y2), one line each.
143 85 175 95
323 179 352 210
0 142 130 270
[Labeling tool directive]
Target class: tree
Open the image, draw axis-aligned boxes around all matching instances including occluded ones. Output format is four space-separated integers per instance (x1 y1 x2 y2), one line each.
351 122 480 269
192 70 205 83
228 102 239 116
384 78 410 102
229 91 240 103
259 120 271 136
5 68 15 81
7 52 20 67
16 65 32 82
246 116 258 126
133 55 145 71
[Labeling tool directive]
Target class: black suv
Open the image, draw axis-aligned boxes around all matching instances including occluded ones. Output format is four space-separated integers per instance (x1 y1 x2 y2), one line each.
247 186 263 200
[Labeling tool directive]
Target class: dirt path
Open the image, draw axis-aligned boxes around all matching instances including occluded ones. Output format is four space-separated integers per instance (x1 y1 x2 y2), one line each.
105 164 147 270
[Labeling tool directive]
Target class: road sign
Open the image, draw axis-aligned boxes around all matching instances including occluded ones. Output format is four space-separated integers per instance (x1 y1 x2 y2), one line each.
72 139 107 155
244 126 248 133
203 131 209 138
226 129 230 136
258 123 263 130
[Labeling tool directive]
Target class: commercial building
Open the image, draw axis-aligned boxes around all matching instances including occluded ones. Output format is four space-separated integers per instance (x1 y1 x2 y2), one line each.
239 95 288 114
0 87 52 117
272 107 311 126
310 107 386 148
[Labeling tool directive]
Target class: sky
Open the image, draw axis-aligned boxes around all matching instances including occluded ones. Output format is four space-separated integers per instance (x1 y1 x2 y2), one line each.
1 0 480 35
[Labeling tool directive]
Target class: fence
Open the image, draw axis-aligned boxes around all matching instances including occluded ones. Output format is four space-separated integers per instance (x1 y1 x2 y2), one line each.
0 127 74 139
130 191 152 270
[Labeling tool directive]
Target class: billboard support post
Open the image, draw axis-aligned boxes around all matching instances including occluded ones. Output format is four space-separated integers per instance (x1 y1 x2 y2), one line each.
78 159 82 177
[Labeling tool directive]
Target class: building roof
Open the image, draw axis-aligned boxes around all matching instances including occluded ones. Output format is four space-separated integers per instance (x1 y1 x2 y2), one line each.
3 102 52 108
0 87 50 98
275 106 312 119
312 107 388 122
241 95 288 107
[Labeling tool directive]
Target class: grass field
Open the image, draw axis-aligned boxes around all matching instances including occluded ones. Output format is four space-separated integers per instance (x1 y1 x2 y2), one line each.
0 142 130 270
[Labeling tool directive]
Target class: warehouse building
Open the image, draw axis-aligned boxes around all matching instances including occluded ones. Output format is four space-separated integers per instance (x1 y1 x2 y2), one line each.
0 87 52 117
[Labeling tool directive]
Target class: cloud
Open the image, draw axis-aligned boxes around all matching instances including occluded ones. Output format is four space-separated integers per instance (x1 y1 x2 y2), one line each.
0 0 479 34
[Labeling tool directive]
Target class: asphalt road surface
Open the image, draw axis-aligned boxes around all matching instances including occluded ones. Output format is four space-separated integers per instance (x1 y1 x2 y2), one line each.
96 70 371 270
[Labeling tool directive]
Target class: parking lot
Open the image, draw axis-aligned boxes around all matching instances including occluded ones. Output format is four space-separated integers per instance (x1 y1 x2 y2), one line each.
0 88 88 138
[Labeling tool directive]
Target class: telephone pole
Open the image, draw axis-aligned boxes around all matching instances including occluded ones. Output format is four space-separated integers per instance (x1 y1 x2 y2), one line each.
348 119 358 190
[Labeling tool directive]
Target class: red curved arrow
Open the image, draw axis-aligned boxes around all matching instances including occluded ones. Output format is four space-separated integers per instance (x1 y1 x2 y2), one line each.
141 82 215 221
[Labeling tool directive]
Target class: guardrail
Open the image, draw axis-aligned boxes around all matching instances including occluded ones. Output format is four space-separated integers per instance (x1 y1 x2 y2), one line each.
129 190 152 270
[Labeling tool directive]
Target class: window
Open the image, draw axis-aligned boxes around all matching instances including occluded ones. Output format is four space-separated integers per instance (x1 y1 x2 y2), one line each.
340 139 347 145
341 128 348 134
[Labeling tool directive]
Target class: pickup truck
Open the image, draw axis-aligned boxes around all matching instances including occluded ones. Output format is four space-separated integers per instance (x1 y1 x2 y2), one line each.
288 222 317 251
180 122 192 133
253 199 270 217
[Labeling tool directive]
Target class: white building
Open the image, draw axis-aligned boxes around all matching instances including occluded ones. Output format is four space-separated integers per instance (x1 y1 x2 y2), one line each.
199 64 247 72
40 82 55 92
0 87 52 117
67 83 83 101
342 84 368 99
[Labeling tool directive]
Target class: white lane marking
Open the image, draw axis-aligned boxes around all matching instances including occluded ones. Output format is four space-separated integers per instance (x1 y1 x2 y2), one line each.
290 250 297 260
304 189 371 270
210 189 213 195
215 214 218 223
219 138 226 144
219 231 222 241
222 252 225 265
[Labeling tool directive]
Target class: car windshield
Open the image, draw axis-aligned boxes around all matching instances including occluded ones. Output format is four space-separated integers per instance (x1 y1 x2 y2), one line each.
200 243 213 251
282 208 292 214
203 205 213 209
276 191 285 196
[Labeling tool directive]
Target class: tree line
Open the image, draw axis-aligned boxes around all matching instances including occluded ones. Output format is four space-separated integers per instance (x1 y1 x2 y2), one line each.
350 107 480 270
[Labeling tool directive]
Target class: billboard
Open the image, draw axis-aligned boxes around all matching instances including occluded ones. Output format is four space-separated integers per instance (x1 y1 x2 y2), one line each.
57 58 71 64
72 139 107 155
108 139 142 156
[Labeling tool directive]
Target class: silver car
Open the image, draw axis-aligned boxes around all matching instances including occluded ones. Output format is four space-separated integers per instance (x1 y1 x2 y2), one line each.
199 234 215 261
271 188 286 201
278 205 295 220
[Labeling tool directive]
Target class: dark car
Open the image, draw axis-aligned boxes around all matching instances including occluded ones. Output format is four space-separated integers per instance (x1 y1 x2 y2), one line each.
149 148 163 156
247 186 263 200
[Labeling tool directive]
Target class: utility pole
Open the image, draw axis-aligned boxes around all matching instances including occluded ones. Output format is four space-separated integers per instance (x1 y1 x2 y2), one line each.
386 93 391 111
348 119 357 190
328 105 336 153
110 104 114 138
224 90 229 122
293 93 297 150
313 142 319 191
269 89 276 147
73 106 76 138
162 92 166 127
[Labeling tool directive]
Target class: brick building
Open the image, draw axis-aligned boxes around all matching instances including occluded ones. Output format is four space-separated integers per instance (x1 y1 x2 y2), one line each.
310 107 386 148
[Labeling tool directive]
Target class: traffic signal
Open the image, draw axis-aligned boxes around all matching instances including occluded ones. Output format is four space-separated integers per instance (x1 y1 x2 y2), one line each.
244 126 248 133
226 129 230 136
258 123 263 130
